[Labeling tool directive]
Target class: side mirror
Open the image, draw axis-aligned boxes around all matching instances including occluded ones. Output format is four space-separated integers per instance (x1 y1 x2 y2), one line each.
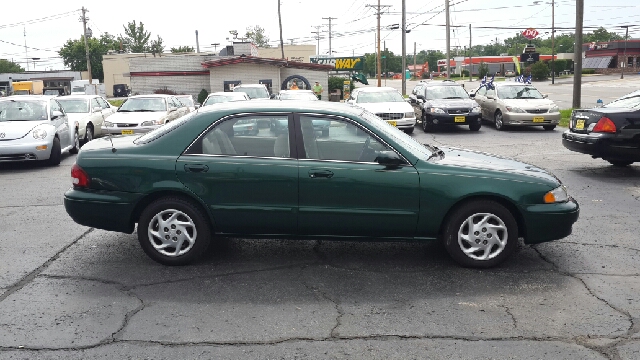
375 151 404 167
543 94 549 99
270 94 276 99
469 93 476 98
51 110 64 119
416 94 425 100
93 106 102 113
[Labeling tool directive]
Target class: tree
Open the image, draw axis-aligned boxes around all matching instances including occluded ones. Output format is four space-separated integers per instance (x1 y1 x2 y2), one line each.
0 59 24 73
197 89 209 104
171 46 195 53
149 35 165 56
477 62 490 78
530 61 549 81
245 25 270 47
122 20 151 53
58 33 122 81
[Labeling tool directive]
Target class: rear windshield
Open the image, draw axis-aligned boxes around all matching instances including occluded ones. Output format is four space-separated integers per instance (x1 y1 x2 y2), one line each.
234 87 269 99
0 100 48 121
604 90 640 109
57 99 89 113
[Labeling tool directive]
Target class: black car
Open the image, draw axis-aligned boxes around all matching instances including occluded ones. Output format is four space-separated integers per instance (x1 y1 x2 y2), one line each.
562 90 640 166
113 84 131 98
408 80 482 132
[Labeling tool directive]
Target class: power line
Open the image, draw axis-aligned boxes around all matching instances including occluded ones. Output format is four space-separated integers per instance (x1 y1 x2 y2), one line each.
0 39 59 52
0 10 81 30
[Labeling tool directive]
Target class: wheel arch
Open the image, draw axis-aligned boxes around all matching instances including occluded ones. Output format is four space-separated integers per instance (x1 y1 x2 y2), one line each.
437 194 526 239
129 190 215 232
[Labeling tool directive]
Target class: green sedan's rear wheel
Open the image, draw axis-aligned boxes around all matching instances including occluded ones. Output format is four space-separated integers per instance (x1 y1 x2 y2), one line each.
443 200 518 268
138 197 211 266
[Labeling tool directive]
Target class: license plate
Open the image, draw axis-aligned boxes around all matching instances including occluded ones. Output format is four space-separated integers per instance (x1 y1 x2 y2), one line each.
575 119 585 130
533 117 545 123
454 116 465 123
387 120 397 127
121 130 134 135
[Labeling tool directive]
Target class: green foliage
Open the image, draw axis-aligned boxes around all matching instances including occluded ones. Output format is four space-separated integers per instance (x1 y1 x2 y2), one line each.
154 87 177 95
546 59 568 73
530 61 550 80
122 20 151 53
58 33 121 81
477 62 490 78
108 99 125 107
449 73 461 78
461 69 469 77
171 46 195 53
582 69 596 74
559 109 574 127
406 49 445 72
149 35 165 56
197 89 209 104
245 25 270 47
328 76 354 93
0 59 24 73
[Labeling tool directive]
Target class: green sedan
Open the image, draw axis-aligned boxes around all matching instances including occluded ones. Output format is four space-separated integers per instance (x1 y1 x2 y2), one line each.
64 101 579 268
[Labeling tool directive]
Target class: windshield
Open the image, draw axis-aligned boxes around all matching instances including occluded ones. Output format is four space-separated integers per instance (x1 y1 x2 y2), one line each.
0 100 48 121
177 96 194 107
279 92 318 101
425 86 469 100
497 85 543 99
360 109 432 162
135 112 196 144
234 87 269 99
357 91 405 103
57 99 89 113
119 98 167 112
604 90 640 109
203 94 246 106
72 86 85 93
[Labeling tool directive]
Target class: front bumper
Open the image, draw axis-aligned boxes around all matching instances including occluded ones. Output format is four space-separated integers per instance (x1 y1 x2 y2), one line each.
428 112 481 126
385 117 415 130
503 112 561 126
562 130 640 161
102 124 160 135
64 188 142 233
520 198 580 244
0 136 53 162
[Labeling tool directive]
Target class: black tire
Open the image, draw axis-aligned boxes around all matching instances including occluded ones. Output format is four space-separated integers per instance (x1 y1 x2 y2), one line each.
494 111 505 131
404 127 414 134
543 125 556 131
69 130 80 154
469 122 481 131
322 129 330 137
422 113 434 132
442 200 518 268
84 124 94 144
607 160 633 167
46 137 61 166
137 197 212 266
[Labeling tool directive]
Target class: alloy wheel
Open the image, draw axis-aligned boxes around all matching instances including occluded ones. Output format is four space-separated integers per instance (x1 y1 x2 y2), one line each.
147 209 198 257
457 212 508 261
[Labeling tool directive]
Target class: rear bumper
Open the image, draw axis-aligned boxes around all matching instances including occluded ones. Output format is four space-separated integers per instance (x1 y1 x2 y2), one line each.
562 130 640 161
520 198 580 244
64 188 142 233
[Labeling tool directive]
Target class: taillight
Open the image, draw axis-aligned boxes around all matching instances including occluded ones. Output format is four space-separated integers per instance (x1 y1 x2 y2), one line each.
71 163 90 188
592 117 616 133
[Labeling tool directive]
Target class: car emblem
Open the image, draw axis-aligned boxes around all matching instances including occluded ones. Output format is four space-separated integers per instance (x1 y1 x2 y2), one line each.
0 133 5 138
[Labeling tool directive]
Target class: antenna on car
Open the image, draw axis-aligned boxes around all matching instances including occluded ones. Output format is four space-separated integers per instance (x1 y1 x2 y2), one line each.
108 132 117 153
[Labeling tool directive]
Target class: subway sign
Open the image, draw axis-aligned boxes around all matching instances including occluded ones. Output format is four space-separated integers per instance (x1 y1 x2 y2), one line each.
310 56 365 71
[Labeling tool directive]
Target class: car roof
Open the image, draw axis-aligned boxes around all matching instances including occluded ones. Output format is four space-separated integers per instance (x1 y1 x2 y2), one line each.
128 94 173 99
234 84 267 88
206 92 247 97
354 87 399 93
57 95 100 100
279 90 314 94
423 80 461 87
493 82 538 87
196 98 363 117
1 95 53 101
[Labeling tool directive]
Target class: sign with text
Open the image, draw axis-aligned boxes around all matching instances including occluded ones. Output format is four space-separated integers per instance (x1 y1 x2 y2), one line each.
520 53 540 63
522 28 539 40
311 56 365 71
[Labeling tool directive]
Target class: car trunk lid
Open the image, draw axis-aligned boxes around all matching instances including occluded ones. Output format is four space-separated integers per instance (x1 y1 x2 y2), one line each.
570 108 633 134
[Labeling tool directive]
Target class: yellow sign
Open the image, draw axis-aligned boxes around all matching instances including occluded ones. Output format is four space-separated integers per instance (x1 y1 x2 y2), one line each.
513 56 521 75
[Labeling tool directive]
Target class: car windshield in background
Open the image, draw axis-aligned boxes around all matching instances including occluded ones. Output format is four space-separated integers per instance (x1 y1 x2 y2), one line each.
604 90 640 109
72 86 85 93
497 86 544 100
203 95 245 106
119 98 167 112
280 92 318 101
357 91 405 103
177 97 194 107
0 100 48 121
135 112 196 144
235 87 269 99
57 99 89 113
425 86 469 100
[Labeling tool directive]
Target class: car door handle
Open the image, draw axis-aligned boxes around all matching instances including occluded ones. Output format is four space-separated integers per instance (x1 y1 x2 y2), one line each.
309 170 333 178
184 164 209 173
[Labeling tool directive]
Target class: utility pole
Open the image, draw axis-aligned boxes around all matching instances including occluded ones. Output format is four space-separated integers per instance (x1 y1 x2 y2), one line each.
572 0 584 108
278 0 285 59
322 17 337 56
621 25 629 79
401 0 407 95
23 27 28 71
312 25 323 57
551 0 555 84
366 2 391 87
81 7 92 84
469 24 473 81
195 30 200 53
413 42 417 80
445 0 451 79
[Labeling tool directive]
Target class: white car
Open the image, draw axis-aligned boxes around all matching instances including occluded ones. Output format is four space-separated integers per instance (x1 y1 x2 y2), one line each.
57 95 116 144
202 92 250 106
347 87 416 134
277 90 319 101
102 94 191 136
0 95 79 165
175 95 197 112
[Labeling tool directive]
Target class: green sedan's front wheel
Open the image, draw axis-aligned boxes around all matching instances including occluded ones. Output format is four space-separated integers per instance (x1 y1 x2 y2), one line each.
138 197 211 266
443 200 518 268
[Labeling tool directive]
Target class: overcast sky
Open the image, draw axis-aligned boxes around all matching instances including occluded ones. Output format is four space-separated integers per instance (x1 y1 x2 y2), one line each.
0 0 637 71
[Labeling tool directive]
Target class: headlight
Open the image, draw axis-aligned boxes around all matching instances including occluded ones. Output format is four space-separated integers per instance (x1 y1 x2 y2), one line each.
431 108 446 114
548 105 560 113
472 106 481 113
141 121 155 126
103 121 113 127
506 106 525 113
32 128 47 139
543 185 569 203
404 112 415 118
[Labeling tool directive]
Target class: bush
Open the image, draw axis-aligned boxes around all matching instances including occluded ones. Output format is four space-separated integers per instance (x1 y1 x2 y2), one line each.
477 62 490 78
328 76 355 94
197 89 209 104
154 87 178 95
449 73 461 78
530 61 549 81
547 59 568 73
461 69 469 77
582 69 596 74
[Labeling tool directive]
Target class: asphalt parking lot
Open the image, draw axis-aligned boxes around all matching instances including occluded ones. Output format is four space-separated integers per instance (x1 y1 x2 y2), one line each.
1 78 640 359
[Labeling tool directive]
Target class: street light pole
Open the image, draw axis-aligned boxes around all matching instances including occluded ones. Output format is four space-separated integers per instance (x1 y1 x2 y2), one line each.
551 0 555 84
445 0 451 78
81 7 92 84
401 0 406 95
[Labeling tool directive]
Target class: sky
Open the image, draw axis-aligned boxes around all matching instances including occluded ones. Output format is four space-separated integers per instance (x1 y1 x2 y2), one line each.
0 0 638 71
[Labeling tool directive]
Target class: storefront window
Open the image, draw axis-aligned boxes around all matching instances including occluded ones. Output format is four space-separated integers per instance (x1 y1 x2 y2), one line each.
628 57 634 67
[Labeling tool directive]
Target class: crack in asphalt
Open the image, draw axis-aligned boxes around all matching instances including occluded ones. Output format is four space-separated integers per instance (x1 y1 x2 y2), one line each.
0 228 94 303
499 305 517 329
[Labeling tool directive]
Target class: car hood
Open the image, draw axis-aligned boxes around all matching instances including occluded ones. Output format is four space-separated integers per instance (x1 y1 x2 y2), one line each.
108 111 166 124
501 98 556 109
0 120 50 140
437 147 560 185
355 101 413 114
427 98 476 108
